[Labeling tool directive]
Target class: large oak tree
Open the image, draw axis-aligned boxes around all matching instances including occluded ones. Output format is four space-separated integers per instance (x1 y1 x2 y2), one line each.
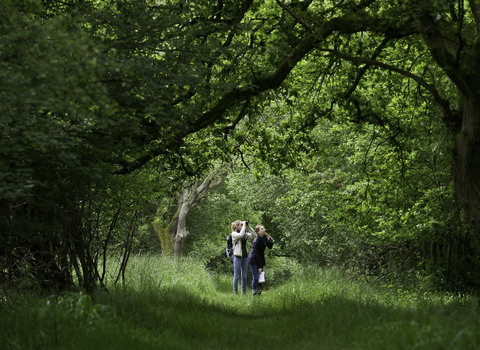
92 0 480 233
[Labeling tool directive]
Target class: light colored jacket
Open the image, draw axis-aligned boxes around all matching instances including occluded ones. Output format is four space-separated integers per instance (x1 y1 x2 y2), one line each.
231 225 256 257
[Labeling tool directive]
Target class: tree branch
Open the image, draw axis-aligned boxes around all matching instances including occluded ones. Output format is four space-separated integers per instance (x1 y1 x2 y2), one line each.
415 0 471 96
116 14 419 176
275 0 315 33
468 0 480 41
318 46 454 122
222 98 250 140
344 36 390 100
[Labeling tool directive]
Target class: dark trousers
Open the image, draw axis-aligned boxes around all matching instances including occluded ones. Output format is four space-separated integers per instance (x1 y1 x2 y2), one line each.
250 264 263 294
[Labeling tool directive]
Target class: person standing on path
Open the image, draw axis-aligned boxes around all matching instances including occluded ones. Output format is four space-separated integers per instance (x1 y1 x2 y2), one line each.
231 220 256 295
248 224 274 295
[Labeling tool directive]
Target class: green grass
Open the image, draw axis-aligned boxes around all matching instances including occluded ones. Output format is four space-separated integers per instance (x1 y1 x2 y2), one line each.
1 255 479 349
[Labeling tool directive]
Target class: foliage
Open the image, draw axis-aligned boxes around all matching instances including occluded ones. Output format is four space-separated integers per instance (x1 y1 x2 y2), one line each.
1 0 232 290
226 106 480 291
4 0 480 294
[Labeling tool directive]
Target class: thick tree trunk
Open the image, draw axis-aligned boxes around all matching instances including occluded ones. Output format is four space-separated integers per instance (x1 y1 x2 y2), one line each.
173 198 189 258
172 185 199 258
452 96 480 233
173 190 188 258
153 206 178 256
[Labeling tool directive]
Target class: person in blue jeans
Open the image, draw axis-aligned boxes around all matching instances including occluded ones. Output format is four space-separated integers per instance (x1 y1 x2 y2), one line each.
248 224 274 295
231 220 255 295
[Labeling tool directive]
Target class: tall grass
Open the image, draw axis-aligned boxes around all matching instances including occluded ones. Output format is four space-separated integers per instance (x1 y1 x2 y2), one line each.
1 255 479 349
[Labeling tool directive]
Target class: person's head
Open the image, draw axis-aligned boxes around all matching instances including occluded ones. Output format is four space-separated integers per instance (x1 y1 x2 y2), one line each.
231 220 243 232
255 224 267 237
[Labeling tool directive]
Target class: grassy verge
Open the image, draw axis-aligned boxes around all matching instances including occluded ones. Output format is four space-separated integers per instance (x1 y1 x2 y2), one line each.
1 255 479 349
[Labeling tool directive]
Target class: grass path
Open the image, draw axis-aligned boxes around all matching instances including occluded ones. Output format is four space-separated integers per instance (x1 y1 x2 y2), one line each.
1 256 479 349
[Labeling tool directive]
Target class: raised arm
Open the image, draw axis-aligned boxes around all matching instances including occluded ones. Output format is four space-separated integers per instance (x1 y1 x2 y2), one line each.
266 236 274 249
246 225 257 239
231 224 246 240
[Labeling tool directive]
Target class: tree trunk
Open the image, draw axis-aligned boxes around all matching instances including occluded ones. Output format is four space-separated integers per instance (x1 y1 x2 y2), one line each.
452 96 480 233
170 182 204 258
153 170 228 258
71 228 95 294
153 205 178 256
173 188 190 258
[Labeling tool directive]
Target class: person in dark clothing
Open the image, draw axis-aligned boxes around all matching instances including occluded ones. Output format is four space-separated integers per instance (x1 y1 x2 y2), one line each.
248 224 274 295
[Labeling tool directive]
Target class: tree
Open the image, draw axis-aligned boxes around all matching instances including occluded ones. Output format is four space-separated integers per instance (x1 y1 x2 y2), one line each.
181 0 480 235
153 169 228 258
227 116 478 290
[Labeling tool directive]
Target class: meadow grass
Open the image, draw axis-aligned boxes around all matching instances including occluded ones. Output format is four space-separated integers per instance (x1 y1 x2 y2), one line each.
1 255 479 350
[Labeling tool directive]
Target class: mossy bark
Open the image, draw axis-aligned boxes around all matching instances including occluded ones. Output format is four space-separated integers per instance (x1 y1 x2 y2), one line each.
153 206 179 256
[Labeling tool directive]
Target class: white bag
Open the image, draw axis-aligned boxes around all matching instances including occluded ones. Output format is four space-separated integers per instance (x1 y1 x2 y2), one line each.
259 271 265 283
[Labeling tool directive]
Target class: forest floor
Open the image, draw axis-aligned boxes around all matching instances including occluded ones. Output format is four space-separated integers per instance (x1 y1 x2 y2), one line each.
1 255 479 350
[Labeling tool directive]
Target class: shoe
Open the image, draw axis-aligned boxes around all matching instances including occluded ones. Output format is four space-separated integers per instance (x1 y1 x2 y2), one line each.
241 291 246 296
234 291 238 295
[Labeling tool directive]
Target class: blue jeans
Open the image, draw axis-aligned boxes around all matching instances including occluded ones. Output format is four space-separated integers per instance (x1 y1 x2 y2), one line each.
250 264 263 293
233 256 248 292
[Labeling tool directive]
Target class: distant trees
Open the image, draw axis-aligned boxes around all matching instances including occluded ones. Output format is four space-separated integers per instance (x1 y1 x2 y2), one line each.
220 112 479 291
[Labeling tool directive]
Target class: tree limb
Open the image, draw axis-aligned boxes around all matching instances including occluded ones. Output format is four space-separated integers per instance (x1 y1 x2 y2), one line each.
116 14 419 175
318 46 454 123
276 0 315 33
468 0 480 41
344 36 390 100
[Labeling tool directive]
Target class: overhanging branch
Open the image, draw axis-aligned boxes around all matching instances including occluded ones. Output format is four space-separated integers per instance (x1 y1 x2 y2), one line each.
115 13 420 176
317 46 454 121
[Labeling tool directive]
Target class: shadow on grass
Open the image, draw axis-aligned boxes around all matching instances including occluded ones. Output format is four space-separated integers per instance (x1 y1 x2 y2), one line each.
91 282 478 350
2 280 478 350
